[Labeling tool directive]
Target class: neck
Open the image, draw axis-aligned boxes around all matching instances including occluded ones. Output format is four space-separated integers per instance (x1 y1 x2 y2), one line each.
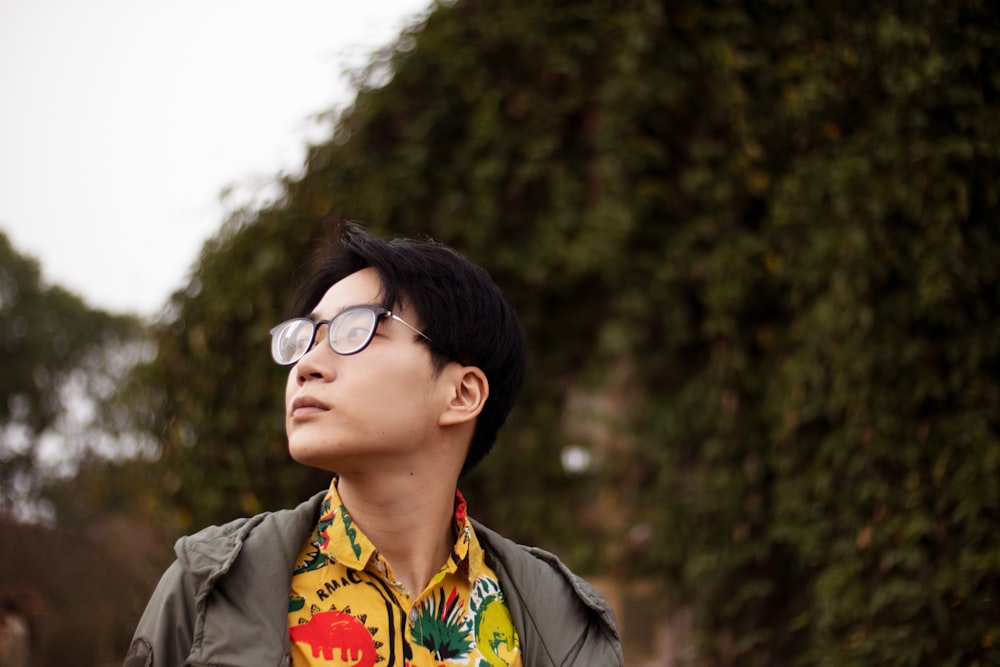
336 470 459 598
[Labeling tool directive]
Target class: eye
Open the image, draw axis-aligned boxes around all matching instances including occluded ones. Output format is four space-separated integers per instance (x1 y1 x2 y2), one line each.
270 318 316 364
329 308 379 353
345 326 370 338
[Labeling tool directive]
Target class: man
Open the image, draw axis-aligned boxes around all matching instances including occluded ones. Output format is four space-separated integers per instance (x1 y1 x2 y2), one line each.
125 222 623 666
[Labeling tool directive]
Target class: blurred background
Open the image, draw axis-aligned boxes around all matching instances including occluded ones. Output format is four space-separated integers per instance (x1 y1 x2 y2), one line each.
2 1 998 665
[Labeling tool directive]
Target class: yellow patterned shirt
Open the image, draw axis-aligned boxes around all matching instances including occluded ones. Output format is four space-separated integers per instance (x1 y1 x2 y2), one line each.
288 479 522 667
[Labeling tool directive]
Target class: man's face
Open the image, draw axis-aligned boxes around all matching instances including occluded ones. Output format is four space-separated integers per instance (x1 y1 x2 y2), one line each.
284 267 445 474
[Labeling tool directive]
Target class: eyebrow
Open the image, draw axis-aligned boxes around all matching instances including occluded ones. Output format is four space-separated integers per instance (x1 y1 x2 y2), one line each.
306 302 384 322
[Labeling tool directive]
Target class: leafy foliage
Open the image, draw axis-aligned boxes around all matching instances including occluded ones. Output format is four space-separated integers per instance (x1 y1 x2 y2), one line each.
125 213 332 528
128 0 1000 664
0 230 142 518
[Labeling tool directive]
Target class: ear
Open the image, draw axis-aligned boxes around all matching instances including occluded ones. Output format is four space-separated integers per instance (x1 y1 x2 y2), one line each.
438 366 489 427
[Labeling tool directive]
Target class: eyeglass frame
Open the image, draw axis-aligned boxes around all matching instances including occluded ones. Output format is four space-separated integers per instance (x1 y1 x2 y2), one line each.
269 305 432 366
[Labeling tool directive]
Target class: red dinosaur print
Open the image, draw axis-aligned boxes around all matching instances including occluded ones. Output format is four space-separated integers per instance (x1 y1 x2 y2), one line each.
289 610 377 667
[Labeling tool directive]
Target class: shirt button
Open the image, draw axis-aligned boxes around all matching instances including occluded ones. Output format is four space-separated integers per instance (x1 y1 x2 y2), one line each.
408 608 419 623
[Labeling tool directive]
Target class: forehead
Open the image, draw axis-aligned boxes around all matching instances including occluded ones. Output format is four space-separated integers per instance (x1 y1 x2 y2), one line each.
311 268 383 316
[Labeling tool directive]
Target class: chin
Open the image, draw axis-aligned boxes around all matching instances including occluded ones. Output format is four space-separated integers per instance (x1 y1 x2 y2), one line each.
287 442 338 472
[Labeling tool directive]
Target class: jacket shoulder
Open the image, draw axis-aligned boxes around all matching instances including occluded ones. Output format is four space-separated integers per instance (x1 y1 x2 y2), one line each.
126 492 325 666
471 519 623 667
174 491 325 580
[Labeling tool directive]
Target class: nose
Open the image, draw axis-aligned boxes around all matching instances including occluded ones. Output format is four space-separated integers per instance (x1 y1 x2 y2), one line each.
294 323 333 384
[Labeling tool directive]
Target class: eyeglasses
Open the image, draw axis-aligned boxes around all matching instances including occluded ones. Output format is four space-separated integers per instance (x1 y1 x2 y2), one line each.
269 305 431 365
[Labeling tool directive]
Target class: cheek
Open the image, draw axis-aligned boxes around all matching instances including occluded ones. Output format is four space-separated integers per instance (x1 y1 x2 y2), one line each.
370 365 441 415
284 370 298 405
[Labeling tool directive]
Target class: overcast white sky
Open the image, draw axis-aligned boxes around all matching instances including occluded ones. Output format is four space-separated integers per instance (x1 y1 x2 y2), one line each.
0 0 430 317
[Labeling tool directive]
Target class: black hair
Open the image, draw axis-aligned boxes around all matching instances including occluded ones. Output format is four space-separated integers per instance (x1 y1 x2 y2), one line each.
290 221 527 474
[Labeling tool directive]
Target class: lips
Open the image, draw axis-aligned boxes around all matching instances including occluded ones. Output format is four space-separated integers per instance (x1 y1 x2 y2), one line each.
290 394 329 417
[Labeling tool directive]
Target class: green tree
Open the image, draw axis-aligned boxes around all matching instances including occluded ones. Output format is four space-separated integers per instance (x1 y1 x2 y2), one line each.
0 230 142 519
130 0 1000 664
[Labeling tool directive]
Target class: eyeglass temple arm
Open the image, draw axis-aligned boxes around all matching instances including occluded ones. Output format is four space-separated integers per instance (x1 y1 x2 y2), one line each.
387 311 432 342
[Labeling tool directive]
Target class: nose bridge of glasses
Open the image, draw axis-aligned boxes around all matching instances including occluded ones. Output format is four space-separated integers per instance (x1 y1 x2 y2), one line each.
310 318 332 352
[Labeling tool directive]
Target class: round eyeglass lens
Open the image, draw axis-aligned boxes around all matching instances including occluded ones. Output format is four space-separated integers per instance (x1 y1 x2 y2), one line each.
271 318 315 365
330 308 379 354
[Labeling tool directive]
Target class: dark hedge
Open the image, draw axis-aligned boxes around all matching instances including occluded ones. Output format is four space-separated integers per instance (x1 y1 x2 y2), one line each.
134 1 999 663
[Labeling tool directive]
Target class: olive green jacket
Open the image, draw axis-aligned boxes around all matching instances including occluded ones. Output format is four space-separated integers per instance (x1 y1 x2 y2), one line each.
124 492 623 667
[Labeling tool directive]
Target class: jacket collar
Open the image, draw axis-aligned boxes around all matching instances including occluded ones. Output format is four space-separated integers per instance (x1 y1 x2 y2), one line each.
175 490 622 667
